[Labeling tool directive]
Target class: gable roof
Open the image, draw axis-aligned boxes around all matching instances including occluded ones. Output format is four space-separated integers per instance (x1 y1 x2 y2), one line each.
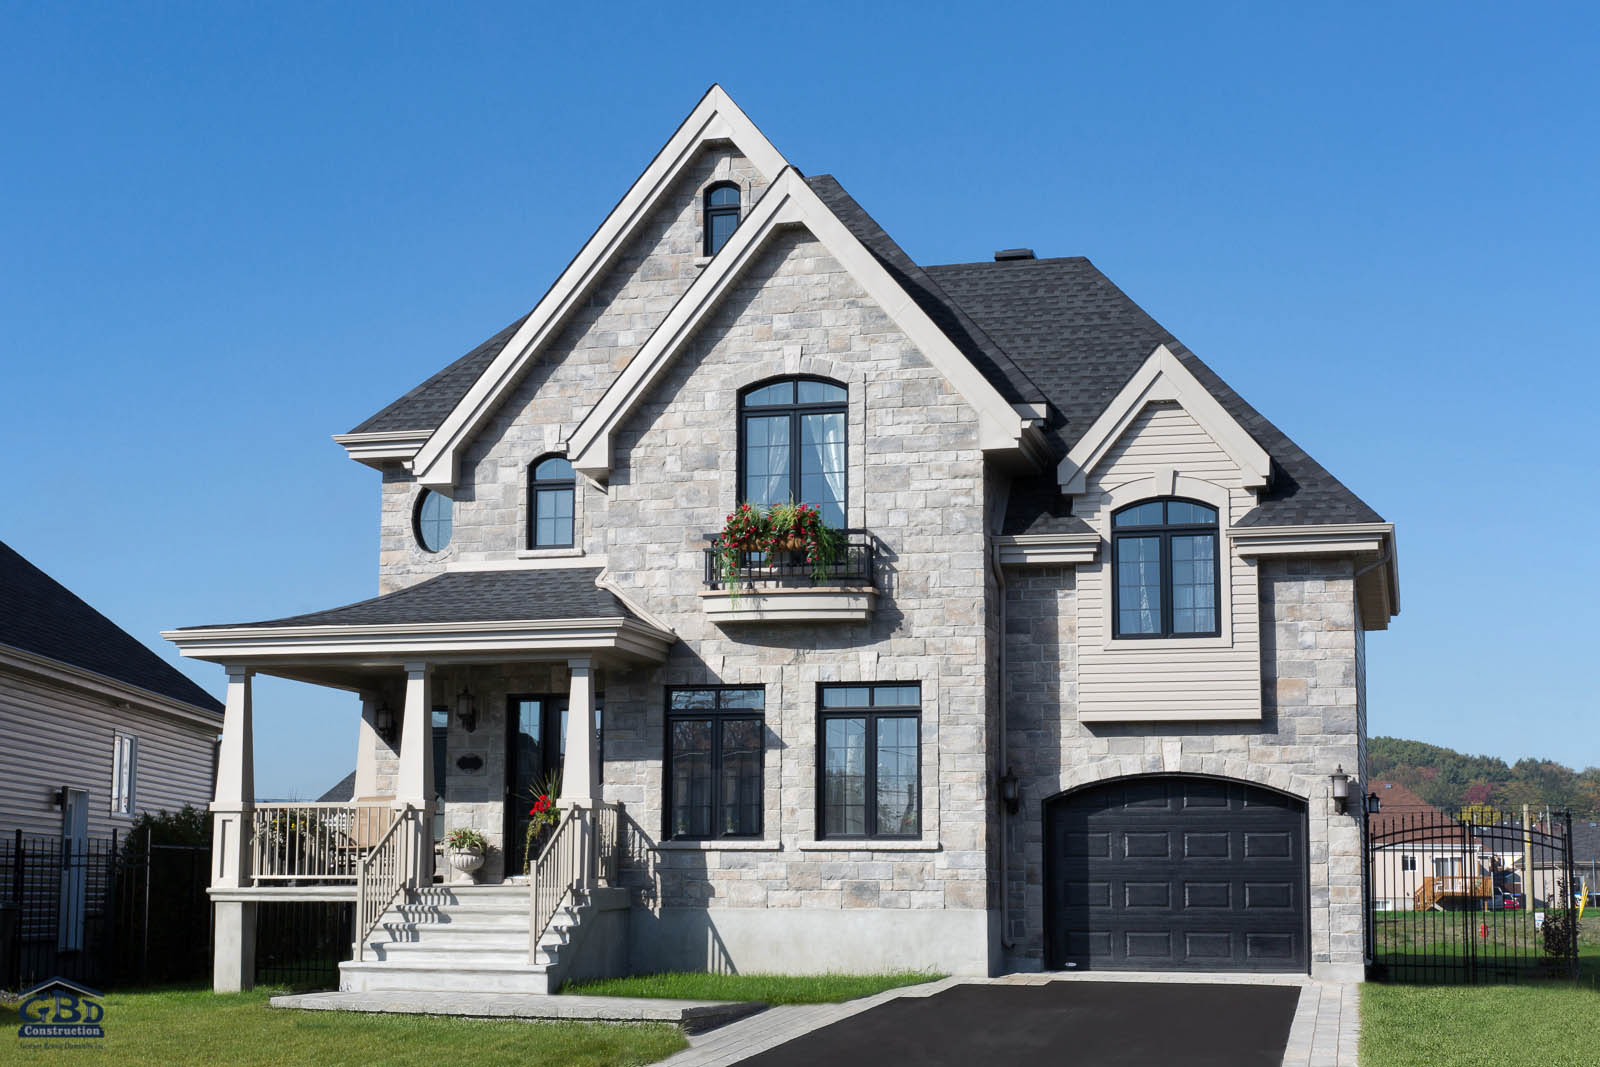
0 540 222 713
924 257 1385 528
350 313 530 434
318 769 357 803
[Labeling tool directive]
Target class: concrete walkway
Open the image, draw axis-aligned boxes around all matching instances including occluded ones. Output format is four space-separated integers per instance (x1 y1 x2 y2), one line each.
659 973 1359 1067
268 990 766 1032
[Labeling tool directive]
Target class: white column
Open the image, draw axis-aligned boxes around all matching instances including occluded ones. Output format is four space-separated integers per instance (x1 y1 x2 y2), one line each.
559 658 599 808
211 665 256 993
353 690 382 801
395 662 433 884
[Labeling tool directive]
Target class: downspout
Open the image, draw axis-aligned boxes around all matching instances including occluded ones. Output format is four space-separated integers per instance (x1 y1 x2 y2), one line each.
989 508 1015 952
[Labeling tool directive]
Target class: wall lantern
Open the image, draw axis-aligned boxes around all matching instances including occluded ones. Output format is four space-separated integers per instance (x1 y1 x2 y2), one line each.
374 702 397 745
1364 792 1381 815
1330 765 1350 814
999 771 1020 815
455 684 478 734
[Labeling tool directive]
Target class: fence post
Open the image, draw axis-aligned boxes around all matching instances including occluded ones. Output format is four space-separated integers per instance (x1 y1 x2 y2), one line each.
1564 812 1577 981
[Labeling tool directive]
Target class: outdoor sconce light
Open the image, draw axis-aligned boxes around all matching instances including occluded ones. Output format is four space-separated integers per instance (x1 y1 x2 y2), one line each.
999 771 1020 815
1330 765 1350 814
455 684 478 734
1365 792 1381 815
52 786 67 809
374 702 397 745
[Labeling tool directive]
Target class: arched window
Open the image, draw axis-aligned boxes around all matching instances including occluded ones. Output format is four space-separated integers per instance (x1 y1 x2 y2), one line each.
528 455 576 548
704 182 741 256
739 377 847 528
414 489 453 553
1111 498 1219 638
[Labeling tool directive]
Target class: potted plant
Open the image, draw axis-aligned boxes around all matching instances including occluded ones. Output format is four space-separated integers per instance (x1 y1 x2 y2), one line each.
714 502 768 596
443 827 488 877
763 500 844 582
522 770 563 874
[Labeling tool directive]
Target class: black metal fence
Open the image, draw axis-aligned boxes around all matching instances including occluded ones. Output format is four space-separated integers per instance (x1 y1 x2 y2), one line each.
1367 808 1579 983
254 900 354 990
0 828 212 992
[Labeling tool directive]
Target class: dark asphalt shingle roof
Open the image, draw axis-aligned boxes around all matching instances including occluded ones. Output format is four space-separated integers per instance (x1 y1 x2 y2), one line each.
318 770 357 803
184 568 637 629
924 257 1384 528
349 313 531 434
0 540 223 713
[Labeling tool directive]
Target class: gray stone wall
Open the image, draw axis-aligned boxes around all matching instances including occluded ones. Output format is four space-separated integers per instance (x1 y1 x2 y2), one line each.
1001 557 1366 977
377 147 768 592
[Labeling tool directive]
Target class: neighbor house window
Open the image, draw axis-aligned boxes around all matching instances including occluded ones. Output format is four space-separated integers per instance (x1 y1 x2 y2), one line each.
1111 498 1219 638
415 489 453 552
665 687 764 840
739 377 847 528
703 182 741 255
111 733 137 816
528 455 576 548
818 684 920 839
1401 855 1416 872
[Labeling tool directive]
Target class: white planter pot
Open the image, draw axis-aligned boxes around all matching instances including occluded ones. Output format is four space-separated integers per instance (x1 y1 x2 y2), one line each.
449 847 485 875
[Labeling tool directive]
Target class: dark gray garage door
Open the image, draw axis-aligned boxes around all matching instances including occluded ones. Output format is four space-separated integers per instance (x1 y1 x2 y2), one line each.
1046 775 1308 972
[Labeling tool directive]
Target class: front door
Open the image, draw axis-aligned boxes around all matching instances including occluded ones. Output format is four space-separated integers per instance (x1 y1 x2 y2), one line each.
58 788 88 951
505 695 567 875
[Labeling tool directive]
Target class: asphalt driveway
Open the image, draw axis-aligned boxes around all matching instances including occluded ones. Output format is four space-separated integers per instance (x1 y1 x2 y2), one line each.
737 981 1302 1067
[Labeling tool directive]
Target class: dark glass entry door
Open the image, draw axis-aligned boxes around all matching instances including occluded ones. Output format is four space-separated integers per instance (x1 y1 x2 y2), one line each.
506 695 566 875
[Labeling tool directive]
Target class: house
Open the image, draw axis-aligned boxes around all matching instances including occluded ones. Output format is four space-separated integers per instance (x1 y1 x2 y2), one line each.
1 539 224 840
164 87 1400 994
1366 781 1488 911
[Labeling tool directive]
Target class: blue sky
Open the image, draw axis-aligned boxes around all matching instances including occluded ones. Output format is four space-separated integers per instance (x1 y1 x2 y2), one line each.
3 3 1596 797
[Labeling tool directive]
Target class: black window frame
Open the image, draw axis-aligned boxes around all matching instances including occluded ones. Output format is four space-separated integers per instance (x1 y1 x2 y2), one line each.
663 685 766 841
527 454 577 549
703 181 742 256
815 683 922 841
1110 496 1222 639
736 376 849 525
413 489 452 553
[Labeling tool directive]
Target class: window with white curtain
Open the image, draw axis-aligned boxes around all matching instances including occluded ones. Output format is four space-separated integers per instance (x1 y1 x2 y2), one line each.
738 377 847 528
110 732 137 816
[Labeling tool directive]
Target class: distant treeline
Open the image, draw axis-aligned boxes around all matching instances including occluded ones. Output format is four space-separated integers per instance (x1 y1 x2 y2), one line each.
1369 737 1600 819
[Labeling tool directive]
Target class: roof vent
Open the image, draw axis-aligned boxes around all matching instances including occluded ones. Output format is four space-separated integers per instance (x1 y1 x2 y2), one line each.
993 248 1035 261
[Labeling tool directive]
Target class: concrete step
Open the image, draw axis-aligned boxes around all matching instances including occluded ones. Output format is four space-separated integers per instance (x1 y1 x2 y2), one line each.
385 904 529 926
361 942 534 965
340 960 556 994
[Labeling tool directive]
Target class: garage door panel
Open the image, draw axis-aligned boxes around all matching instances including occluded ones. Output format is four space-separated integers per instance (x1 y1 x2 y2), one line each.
1047 776 1308 973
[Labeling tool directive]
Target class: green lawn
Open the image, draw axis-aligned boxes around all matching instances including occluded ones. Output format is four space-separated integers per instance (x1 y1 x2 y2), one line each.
563 970 943 1005
3 985 687 1067
1361 923 1600 1067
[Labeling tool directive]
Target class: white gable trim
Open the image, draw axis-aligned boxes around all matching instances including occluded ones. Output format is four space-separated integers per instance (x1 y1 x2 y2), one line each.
410 86 789 489
1057 344 1272 495
564 168 1038 479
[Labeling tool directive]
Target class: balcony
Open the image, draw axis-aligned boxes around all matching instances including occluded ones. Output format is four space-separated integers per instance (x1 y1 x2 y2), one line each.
700 530 877 623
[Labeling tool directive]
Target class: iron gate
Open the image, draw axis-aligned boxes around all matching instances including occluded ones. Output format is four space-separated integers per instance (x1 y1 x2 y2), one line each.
1366 808 1579 983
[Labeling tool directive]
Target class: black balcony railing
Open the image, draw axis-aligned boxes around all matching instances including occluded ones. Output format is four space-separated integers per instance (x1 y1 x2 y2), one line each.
704 529 875 590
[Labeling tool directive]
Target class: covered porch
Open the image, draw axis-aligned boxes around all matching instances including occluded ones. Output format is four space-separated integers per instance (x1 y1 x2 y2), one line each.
164 568 673 991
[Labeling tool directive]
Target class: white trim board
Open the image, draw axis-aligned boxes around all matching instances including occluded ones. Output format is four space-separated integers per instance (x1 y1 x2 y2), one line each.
1058 344 1271 495
564 167 1042 480
408 86 789 490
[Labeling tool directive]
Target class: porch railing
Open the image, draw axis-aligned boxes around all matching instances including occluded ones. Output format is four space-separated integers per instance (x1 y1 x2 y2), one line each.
249 803 396 884
353 805 415 962
527 802 623 962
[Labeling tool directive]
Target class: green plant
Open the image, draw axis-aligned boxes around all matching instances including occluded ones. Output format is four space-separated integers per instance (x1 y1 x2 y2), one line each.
714 500 845 590
1542 876 1581 972
523 769 563 873
443 827 488 852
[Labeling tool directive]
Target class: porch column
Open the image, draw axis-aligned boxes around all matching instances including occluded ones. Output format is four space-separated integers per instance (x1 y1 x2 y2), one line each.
212 665 256 993
353 690 382 800
395 661 434 885
559 657 600 808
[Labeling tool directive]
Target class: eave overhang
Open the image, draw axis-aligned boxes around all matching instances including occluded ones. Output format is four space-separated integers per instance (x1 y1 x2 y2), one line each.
0 643 223 729
994 533 1101 567
1230 522 1400 630
332 430 429 469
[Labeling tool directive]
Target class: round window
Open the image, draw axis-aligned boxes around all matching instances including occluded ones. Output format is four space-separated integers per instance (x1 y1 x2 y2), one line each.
415 489 453 552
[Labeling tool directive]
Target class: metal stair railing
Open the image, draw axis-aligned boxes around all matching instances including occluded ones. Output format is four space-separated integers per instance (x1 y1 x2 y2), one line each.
527 801 624 963
353 805 415 962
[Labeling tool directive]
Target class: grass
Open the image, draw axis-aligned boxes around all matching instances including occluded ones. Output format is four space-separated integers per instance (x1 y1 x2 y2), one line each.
563 970 944 1005
2 985 687 1067
1360 922 1600 1067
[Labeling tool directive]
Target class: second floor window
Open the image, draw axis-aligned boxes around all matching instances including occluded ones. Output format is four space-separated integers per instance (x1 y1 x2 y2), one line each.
739 377 847 528
1112 498 1220 638
665 687 764 840
704 182 741 255
414 489 453 552
528 455 576 548
110 732 137 816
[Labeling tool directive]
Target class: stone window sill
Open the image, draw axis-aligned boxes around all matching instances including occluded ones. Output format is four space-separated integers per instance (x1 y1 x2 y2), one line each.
515 547 585 560
797 839 941 852
652 839 782 852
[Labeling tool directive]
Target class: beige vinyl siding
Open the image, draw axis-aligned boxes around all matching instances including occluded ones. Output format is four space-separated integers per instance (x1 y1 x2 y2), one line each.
1076 402 1263 720
0 668 218 840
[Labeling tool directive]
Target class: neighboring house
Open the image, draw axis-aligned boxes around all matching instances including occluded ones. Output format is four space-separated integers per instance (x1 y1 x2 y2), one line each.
166 87 1400 992
0 539 224 840
1367 781 1486 911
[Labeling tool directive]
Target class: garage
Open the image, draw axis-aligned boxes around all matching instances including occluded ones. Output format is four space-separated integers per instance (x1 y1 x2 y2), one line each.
1045 775 1308 972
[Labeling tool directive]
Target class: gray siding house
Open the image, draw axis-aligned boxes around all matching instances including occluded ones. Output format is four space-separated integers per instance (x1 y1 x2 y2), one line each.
167 88 1399 993
1 540 223 841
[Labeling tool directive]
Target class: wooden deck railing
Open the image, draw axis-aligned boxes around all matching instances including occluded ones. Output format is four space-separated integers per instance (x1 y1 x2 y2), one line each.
249 803 396 884
1415 874 1494 910
354 805 416 961
527 802 623 962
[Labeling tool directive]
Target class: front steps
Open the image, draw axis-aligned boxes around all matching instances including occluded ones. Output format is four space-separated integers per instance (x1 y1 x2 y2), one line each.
339 884 592 994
